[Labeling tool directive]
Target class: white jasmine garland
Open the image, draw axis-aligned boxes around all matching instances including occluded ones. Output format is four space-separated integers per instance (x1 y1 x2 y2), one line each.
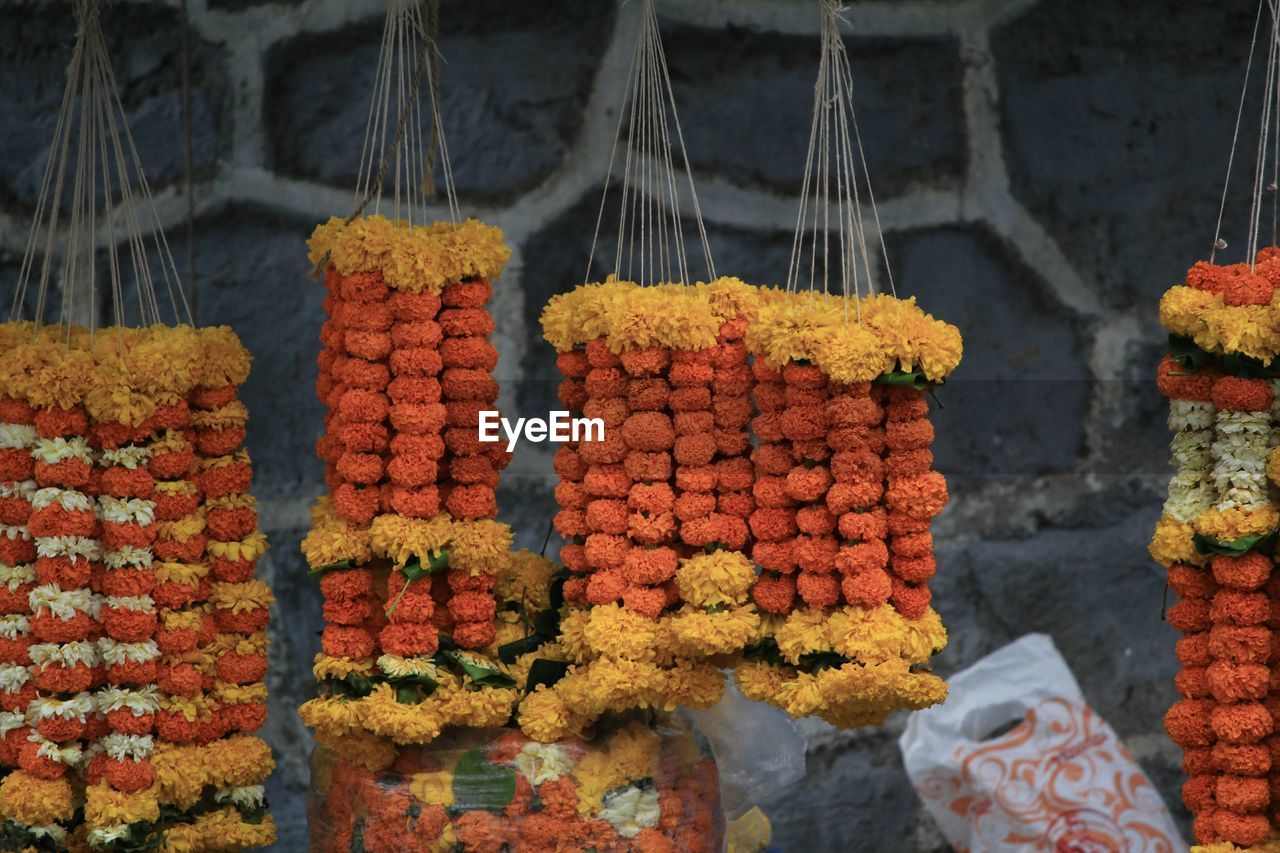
0 424 37 450
1212 410 1274 511
97 496 156 526
26 693 93 722
87 826 132 846
0 481 36 500
35 535 100 562
598 784 660 839
27 826 67 845
215 785 266 810
0 664 29 692
514 741 574 785
0 615 29 639
104 546 153 570
30 487 92 512
0 710 24 735
95 685 159 715
105 594 155 613
29 641 98 668
29 584 95 620
99 732 153 761
29 732 83 765
376 654 438 680
100 445 151 469
31 436 92 465
0 526 31 542
97 638 160 665
0 564 34 592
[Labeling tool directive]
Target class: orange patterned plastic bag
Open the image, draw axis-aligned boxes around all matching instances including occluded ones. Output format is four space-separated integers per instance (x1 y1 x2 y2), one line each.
899 634 1183 852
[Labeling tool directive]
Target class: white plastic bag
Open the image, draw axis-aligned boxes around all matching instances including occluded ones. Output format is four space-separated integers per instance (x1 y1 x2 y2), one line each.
684 679 806 818
899 633 1184 852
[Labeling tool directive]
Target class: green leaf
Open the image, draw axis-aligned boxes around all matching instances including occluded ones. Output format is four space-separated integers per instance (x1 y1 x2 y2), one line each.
308 559 354 578
497 634 543 664
402 548 450 581
1193 529 1276 557
451 748 516 812
705 603 729 614
875 369 930 390
1168 334 1214 371
395 684 421 704
439 651 517 689
525 658 570 692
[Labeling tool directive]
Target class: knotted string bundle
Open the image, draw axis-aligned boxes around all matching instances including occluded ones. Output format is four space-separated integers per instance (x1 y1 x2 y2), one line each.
1154 2 1280 849
0 2 276 849
300 0 541 769
734 1 961 729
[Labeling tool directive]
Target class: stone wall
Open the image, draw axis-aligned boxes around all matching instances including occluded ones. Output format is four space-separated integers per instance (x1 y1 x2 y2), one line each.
0 0 1268 848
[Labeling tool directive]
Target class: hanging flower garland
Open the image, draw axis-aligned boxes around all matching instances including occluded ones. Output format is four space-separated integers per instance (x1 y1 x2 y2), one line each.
0 324 277 850
1155 253 1280 850
733 289 961 727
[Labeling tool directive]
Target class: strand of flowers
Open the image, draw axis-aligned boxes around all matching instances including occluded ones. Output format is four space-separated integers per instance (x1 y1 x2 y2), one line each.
553 345 589 607
191 336 275 840
0 395 38 786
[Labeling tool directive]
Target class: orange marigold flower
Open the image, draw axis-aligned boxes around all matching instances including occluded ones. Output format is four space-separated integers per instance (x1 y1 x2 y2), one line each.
584 533 629 569
826 480 881 514
626 378 671 412
621 412 675 452
321 625 376 659
894 554 937 584
623 585 667 619
623 547 678 586
1165 699 1215 748
1181 775 1215 811
752 572 795 614
891 580 931 619
587 569 627 605
750 507 796 542
32 662 93 694
779 406 825 442
673 492 716 522
34 406 88 439
1210 624 1271 664
390 346 444 377
620 346 671 377
625 451 673 483
796 572 840 609
340 358 391 390
448 592 497 623
785 466 833 503
1213 810 1270 847
439 308 495 338
717 491 754 519
1212 553 1271 591
586 337 620 368
35 556 93 589
321 568 375 601
324 597 373 625
669 387 712 412
1207 660 1269 702
556 350 590 378
1211 701 1272 744
389 289 442 320
1211 590 1270 626
1213 376 1275 412
585 367 628 398
885 419 934 451
455 810 507 852
842 568 893 608
629 511 677 545
454 620 496 649
669 362 714 387
388 485 441 519
557 378 587 409
795 535 838 573
102 608 157 644
752 540 797 573
379 623 439 657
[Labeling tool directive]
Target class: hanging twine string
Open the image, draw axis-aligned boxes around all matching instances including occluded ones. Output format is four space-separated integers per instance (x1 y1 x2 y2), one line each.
785 1 894 316
10 0 191 339
179 0 197 322
349 0 454 228
585 0 714 287
1211 0 1280 267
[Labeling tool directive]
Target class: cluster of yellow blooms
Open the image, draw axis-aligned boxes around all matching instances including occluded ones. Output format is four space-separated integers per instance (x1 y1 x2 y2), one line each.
307 215 511 295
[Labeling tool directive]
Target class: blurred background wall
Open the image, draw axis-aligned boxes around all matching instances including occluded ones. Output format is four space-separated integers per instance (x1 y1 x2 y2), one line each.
0 0 1271 848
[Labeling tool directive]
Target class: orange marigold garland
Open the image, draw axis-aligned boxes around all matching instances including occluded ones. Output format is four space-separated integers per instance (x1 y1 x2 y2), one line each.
735 289 961 728
0 326 277 849
1156 252 1280 849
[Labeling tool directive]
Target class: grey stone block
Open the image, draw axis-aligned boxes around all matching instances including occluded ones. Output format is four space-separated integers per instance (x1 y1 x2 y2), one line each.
263 0 615 201
0 0 230 214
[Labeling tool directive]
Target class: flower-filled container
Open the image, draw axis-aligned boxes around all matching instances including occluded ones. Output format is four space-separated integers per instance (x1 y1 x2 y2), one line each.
307 714 723 852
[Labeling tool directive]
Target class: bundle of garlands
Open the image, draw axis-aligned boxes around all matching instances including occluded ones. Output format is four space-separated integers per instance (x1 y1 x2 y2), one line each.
0 3 274 849
1154 252 1280 850
0 326 276 852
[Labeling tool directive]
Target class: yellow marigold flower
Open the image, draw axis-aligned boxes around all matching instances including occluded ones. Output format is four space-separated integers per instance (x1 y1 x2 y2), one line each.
699 276 764 322
728 806 773 853
315 730 396 773
361 684 445 744
0 771 74 826
301 522 372 569
660 660 725 711
211 580 274 613
818 321 894 383
152 744 207 809
774 608 832 663
603 285 721 353
1269 447 1280 488
370 514 451 570
517 686 575 743
85 781 160 828
1149 515 1203 568
156 513 207 544
410 770 454 807
496 550 557 611
829 605 908 664
775 671 825 718
155 562 207 585
584 604 661 662
675 550 755 607
448 518 514 574
669 606 760 657
1195 505 1279 543
899 608 948 663
556 609 593 663
734 661 793 703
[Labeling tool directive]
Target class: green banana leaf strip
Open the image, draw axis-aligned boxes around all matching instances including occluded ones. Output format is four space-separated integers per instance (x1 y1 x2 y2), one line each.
525 658 570 692
1221 351 1280 379
497 603 562 664
451 748 516 812
438 651 516 689
402 548 450 581
875 369 930 390
1168 334 1214 371
308 558 354 578
1193 529 1277 557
